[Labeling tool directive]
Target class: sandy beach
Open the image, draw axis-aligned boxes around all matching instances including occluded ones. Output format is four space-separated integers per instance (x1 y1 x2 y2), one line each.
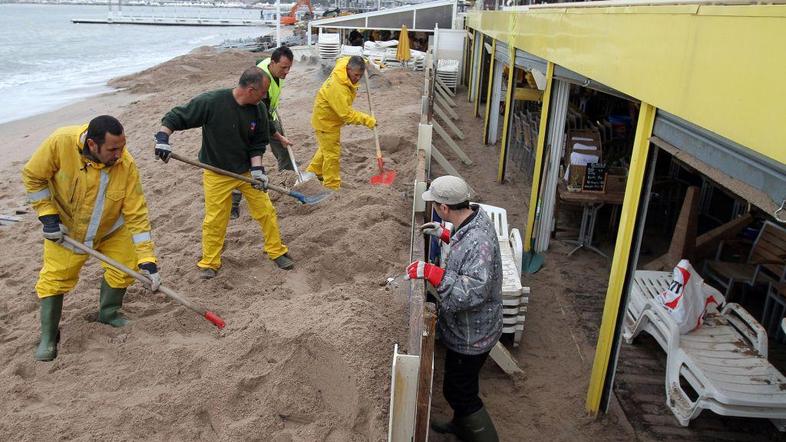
0 45 643 441
0 46 419 441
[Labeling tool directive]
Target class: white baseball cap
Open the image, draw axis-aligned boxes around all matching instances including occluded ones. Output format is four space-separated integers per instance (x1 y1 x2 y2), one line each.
422 175 471 205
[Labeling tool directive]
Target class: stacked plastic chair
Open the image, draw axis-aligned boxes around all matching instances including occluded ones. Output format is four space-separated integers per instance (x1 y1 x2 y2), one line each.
436 59 460 92
340 45 363 57
409 50 426 71
318 33 341 63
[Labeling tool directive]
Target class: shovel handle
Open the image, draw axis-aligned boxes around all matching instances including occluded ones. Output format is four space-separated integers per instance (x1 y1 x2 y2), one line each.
169 153 291 196
363 70 384 164
62 236 225 329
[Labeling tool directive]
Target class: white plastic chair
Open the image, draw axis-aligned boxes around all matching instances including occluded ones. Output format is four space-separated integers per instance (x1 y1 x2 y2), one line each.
624 270 786 429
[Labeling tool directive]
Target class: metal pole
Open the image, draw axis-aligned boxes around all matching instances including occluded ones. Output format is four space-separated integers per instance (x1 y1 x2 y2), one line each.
275 0 281 47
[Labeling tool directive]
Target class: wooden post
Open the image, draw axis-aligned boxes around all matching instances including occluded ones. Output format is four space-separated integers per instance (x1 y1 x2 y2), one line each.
413 302 437 442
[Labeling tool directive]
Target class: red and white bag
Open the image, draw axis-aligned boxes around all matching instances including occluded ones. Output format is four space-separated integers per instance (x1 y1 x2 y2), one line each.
656 259 725 334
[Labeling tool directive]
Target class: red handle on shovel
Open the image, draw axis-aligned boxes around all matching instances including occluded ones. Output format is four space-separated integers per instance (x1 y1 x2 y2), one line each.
62 236 225 329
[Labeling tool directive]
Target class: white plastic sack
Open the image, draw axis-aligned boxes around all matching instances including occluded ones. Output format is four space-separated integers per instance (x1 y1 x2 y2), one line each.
656 259 725 334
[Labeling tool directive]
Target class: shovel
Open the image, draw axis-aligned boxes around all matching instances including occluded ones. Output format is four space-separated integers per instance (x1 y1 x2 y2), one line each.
363 70 396 186
285 145 315 185
62 235 225 329
170 153 331 205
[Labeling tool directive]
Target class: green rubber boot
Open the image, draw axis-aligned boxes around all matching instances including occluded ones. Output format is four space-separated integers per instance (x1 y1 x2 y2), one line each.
430 416 457 434
35 295 64 362
454 407 499 442
97 278 129 328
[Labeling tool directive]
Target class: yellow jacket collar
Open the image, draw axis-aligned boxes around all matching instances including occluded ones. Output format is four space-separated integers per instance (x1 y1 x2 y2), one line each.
332 56 359 91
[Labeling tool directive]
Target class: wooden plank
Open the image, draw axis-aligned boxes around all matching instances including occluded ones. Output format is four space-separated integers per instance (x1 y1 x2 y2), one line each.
435 75 456 97
433 102 465 140
430 145 476 196
489 342 523 375
435 93 459 120
0 215 22 222
408 280 424 356
643 186 700 271
413 303 437 442
435 81 457 107
433 121 473 165
693 213 753 260
387 344 420 442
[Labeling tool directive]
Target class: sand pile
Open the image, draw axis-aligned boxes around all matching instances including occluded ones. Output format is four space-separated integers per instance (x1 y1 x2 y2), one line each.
0 48 423 440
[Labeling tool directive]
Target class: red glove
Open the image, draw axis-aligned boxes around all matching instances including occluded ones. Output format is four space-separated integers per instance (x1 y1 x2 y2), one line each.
406 260 445 287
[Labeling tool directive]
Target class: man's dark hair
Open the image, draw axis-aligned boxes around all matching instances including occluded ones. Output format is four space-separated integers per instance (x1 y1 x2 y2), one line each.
347 55 366 72
238 66 267 88
86 115 123 149
446 200 471 210
271 46 294 63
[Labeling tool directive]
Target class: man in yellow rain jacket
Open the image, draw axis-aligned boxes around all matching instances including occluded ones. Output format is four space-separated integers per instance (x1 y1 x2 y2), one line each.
306 55 376 190
22 115 161 362
154 66 293 279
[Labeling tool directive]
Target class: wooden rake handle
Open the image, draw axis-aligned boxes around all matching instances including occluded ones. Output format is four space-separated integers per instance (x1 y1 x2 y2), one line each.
62 236 225 329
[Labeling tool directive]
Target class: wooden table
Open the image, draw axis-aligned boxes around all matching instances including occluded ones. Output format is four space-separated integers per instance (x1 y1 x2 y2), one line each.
558 183 625 258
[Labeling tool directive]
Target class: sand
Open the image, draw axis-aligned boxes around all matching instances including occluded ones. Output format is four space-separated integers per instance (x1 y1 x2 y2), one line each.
0 47 422 441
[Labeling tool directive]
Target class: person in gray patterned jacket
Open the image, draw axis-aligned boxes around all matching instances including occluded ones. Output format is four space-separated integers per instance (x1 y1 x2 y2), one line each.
405 175 502 442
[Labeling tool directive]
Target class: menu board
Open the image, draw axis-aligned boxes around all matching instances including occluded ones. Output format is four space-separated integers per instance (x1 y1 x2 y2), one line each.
583 162 607 192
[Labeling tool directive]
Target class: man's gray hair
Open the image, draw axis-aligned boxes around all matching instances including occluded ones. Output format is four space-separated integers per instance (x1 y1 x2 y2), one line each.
238 66 268 88
347 55 366 72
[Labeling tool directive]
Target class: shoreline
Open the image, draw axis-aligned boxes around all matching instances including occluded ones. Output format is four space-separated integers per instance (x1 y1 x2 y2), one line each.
0 39 283 166
0 90 143 166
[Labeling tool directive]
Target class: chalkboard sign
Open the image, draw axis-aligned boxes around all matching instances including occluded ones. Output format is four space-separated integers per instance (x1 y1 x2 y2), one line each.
583 162 607 192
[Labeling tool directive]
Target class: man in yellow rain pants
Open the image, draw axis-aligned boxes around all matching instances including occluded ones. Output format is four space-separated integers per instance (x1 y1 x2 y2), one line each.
306 55 376 190
22 115 162 361
154 66 293 279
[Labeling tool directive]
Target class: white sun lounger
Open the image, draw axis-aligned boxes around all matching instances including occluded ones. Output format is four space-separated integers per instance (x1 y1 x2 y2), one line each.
623 270 786 429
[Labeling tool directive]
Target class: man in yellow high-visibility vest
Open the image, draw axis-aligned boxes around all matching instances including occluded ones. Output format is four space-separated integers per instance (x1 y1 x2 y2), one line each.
231 46 295 219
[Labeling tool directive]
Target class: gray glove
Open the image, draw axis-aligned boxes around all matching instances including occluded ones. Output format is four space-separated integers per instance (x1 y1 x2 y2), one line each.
420 221 451 243
138 262 161 292
250 166 268 192
154 131 172 163
40 214 65 244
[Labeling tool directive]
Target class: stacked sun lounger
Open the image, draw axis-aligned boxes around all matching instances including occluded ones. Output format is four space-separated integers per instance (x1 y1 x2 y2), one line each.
318 33 341 62
436 59 460 92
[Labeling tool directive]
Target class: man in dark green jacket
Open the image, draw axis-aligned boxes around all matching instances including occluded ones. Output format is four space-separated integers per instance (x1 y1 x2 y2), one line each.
232 46 296 219
153 66 294 278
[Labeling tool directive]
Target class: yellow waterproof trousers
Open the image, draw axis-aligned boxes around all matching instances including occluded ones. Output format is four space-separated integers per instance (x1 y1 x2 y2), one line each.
306 129 342 190
198 169 288 270
35 226 137 298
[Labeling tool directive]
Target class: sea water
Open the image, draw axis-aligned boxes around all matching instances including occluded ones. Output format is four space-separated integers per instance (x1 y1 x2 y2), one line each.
0 3 270 124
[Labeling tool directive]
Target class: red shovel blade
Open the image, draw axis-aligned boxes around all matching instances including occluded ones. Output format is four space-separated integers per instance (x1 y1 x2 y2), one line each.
371 170 397 186
371 157 396 186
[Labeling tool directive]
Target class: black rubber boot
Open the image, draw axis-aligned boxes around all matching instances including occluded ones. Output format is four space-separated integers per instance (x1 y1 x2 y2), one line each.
97 278 129 327
430 416 457 434
454 407 499 442
35 295 64 361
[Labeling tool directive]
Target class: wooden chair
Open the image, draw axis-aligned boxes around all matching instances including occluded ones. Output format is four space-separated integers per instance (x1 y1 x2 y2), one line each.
702 221 786 301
